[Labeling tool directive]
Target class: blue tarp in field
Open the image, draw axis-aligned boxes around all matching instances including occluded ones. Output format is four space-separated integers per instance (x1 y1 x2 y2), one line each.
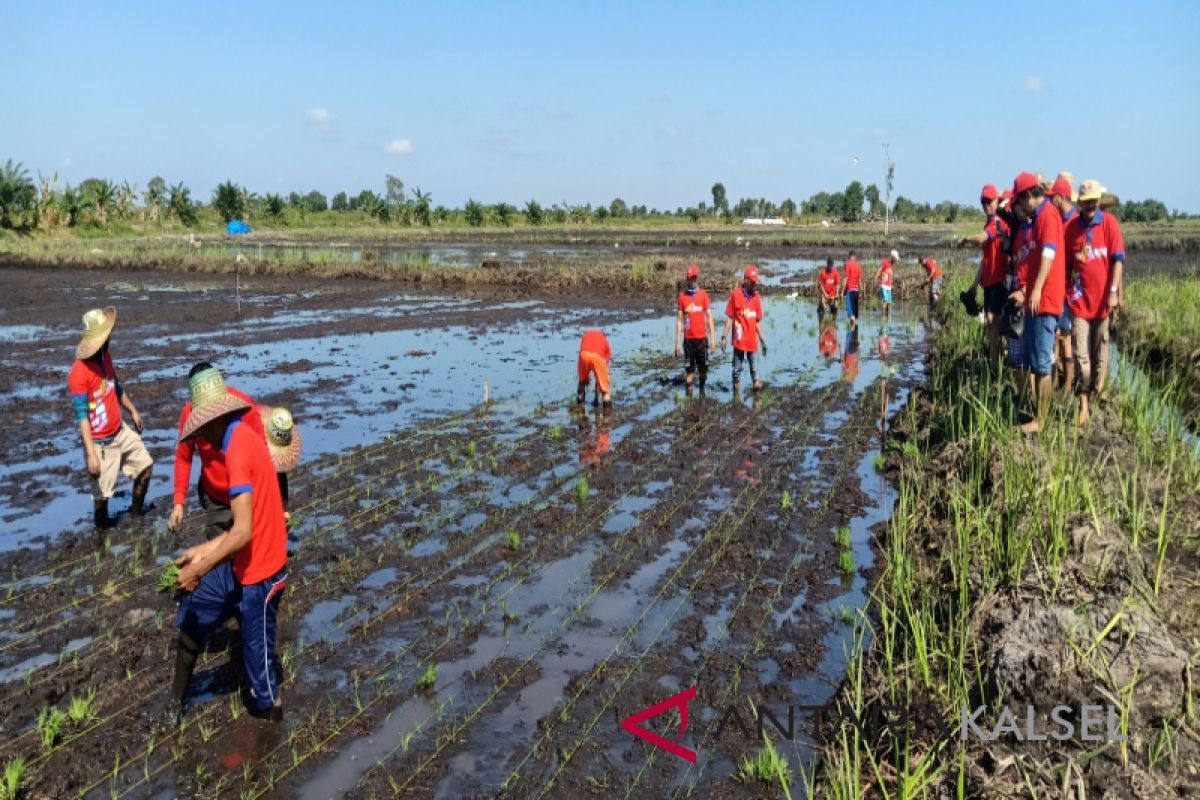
227 220 252 235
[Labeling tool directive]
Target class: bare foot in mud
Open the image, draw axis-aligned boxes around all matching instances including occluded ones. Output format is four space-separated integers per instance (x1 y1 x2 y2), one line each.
1077 406 1091 427
1019 419 1040 435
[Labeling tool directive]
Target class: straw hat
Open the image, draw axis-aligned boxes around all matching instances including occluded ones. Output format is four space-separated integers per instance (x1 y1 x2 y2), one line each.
76 307 117 360
259 406 302 472
179 367 252 441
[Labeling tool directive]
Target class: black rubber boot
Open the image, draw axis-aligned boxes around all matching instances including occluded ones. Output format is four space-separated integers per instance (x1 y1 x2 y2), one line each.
93 498 115 530
131 468 151 516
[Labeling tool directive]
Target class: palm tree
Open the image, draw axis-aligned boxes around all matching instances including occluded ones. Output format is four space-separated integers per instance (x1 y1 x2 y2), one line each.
411 187 432 226
58 185 85 227
0 159 36 228
524 200 544 226
212 180 245 223
168 182 197 226
89 179 117 225
264 193 285 219
464 199 485 227
144 177 166 224
492 202 515 227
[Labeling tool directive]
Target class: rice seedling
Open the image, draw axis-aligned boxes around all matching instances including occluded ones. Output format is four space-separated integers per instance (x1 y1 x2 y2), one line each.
36 706 66 750
576 476 589 504
838 550 855 575
0 758 25 800
780 489 792 510
418 664 439 689
735 730 793 795
156 562 181 593
67 686 98 724
873 453 886 472
506 530 521 551
833 526 851 548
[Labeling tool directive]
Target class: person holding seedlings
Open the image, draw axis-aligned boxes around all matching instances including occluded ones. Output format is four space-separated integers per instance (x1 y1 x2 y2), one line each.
842 250 863 326
1047 175 1078 392
874 249 898 321
171 366 288 722
577 329 613 407
817 258 840 317
67 306 154 529
919 256 943 306
722 265 768 393
674 264 716 397
1065 179 1126 426
963 185 1011 365
1008 171 1067 434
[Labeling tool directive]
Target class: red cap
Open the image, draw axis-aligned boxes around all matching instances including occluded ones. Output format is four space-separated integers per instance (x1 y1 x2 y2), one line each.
980 184 998 201
1000 189 1015 203
1012 172 1039 196
743 265 759 283
1046 176 1073 199
686 264 699 278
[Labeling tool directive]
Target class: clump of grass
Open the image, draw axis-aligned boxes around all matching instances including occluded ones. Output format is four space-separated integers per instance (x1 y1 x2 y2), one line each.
838 550 856 575
157 562 181 593
465 441 477 460
781 489 792 510
576 476 589 505
505 530 521 551
1 758 25 800
736 729 793 793
37 706 66 750
545 425 564 442
418 664 438 690
873 453 886 472
67 687 98 724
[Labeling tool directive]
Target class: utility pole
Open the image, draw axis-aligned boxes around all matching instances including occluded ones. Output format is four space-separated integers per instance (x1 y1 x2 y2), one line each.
883 143 895 237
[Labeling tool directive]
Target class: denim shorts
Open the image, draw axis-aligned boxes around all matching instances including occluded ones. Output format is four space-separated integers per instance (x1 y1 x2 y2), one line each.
1056 304 1072 333
1019 312 1058 375
880 287 892 305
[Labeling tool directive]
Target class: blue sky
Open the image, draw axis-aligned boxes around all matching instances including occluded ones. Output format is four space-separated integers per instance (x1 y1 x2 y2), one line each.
5 1 1198 212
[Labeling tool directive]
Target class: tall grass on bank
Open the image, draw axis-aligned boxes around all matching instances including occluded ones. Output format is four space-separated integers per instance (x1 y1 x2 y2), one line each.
816 274 1198 797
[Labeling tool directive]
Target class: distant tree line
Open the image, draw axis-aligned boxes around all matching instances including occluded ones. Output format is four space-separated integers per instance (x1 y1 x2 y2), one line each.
0 159 1191 231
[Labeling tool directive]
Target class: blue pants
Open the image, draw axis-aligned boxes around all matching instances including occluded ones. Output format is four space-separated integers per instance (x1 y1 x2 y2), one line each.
732 348 758 384
846 290 860 319
177 562 288 713
880 287 892 305
1018 313 1058 376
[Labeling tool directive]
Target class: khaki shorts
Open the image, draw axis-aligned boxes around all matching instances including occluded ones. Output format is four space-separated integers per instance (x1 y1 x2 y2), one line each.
92 425 153 499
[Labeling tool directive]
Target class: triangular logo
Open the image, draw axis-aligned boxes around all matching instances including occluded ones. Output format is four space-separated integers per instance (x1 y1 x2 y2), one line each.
620 686 698 763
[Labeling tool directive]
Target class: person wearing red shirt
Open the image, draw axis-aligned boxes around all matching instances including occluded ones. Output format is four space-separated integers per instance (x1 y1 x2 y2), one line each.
919 257 943 306
818 323 839 359
577 329 613 407
172 367 289 722
965 185 1011 364
1046 175 1079 392
1008 171 1066 433
1065 180 1126 426
674 264 716 397
873 249 898 321
842 251 863 325
67 307 154 529
722 265 769 394
817 258 841 318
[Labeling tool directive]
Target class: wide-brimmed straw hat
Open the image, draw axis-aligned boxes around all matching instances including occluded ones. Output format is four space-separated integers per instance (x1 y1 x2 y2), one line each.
179 367 252 441
76 307 117 360
259 406 302 472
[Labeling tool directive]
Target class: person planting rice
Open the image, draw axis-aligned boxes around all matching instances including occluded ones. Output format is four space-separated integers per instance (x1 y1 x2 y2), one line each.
170 366 289 723
170 363 303 537
817 258 840 318
963 185 1011 366
1008 170 1067 434
1065 179 1126 426
919 256 943 306
674 264 716 397
874 249 898 321
722 265 768 394
842 250 863 327
576 328 613 408
67 306 154 529
1047 174 1078 392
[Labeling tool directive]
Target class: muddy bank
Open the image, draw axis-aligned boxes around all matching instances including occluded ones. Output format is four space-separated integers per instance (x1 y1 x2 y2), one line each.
816 300 1200 797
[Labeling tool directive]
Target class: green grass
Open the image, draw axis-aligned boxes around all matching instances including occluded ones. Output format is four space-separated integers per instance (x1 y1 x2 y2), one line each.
67 687 98 724
36 706 66 750
505 530 521 551
0 758 24 800
156 562 181 593
417 664 438 690
575 476 589 505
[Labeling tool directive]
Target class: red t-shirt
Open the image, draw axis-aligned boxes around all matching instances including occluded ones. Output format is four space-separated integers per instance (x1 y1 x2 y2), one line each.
579 329 612 361
68 350 123 440
223 418 287 584
173 386 262 506
980 216 1010 288
725 289 764 352
879 259 893 289
818 268 840 299
1064 211 1125 320
677 288 712 340
1013 200 1066 316
844 259 863 291
922 258 942 280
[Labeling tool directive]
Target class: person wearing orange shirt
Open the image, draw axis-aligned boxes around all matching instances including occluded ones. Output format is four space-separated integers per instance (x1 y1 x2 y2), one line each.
674 264 716 397
964 185 1011 364
817 258 840 318
842 251 863 326
1046 175 1078 392
919 257 943 306
172 367 289 722
873 250 898 321
67 307 154 529
577 329 613 408
722 266 769 394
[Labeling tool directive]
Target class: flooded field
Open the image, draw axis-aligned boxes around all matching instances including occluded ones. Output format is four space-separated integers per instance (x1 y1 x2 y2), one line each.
0 264 928 797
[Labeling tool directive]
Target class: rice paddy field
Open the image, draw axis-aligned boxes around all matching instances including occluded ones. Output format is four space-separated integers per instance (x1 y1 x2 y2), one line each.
0 237 1197 798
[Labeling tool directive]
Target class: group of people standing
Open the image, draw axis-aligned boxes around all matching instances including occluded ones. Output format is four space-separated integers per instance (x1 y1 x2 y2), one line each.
965 172 1126 429
68 309 302 722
